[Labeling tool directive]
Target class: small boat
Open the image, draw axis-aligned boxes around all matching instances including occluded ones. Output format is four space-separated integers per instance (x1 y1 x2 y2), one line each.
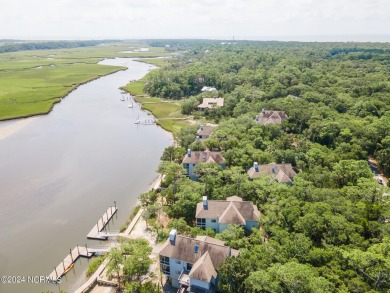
120 95 125 101
128 103 133 108
134 115 140 124
63 263 74 274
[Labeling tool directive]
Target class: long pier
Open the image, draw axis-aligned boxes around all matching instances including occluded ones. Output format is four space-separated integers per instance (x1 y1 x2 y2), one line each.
87 205 118 240
48 246 94 282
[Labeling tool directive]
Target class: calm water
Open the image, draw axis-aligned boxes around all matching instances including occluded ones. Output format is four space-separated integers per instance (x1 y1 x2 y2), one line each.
0 58 172 293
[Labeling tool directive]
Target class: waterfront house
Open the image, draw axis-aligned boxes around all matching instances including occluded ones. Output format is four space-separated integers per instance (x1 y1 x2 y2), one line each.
182 149 226 181
255 109 288 125
196 125 215 140
247 162 297 184
159 229 239 291
196 196 260 233
197 98 224 111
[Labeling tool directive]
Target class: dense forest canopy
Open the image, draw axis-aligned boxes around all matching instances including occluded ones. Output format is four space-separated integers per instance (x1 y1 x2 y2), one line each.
140 40 390 293
143 40 390 176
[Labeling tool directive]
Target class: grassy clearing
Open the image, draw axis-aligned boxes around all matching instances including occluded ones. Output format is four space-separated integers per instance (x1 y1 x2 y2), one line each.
157 120 189 134
133 96 189 134
137 58 170 67
134 96 165 103
0 43 171 120
122 80 146 96
141 102 182 118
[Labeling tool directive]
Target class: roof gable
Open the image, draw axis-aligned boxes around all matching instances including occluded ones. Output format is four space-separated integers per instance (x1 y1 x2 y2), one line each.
183 151 225 164
189 252 217 282
196 199 260 222
159 235 239 268
219 202 246 225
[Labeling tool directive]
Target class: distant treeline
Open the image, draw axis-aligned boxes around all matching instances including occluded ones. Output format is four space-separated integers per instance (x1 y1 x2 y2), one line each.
0 40 119 53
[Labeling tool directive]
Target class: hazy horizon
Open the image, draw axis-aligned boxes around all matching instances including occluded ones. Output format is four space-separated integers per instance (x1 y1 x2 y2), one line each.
1 34 390 43
1 0 389 42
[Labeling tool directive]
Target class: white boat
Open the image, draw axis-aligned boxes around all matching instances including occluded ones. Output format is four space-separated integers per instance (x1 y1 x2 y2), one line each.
120 95 125 101
128 103 133 108
134 120 140 124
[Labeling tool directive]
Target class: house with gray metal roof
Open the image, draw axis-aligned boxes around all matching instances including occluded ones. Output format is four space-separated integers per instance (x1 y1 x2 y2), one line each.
196 196 260 233
158 230 239 292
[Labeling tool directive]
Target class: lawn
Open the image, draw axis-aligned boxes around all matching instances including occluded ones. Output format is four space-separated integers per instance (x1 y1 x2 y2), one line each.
133 96 189 134
141 102 182 118
157 120 189 134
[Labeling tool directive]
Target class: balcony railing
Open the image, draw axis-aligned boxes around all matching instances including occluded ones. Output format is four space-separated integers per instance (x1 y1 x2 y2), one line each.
178 269 190 287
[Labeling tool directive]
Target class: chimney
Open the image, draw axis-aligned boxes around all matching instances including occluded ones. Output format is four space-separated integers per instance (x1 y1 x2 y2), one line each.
200 125 204 130
196 135 200 141
254 162 259 172
203 196 208 208
262 108 265 114
169 229 177 245
187 149 191 157
203 152 206 160
255 115 259 121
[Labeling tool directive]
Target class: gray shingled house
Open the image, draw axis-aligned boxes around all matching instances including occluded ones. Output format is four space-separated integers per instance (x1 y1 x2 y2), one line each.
255 109 288 125
196 196 260 233
196 125 215 140
247 162 297 184
182 150 226 181
159 230 239 292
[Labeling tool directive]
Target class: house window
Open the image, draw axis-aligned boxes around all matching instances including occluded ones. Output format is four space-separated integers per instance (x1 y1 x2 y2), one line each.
183 164 190 175
175 270 182 274
211 219 216 223
196 218 206 229
160 256 170 275
175 260 181 264
187 263 193 271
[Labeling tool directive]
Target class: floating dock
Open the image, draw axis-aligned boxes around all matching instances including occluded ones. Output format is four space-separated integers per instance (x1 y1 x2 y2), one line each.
48 246 94 282
87 206 118 240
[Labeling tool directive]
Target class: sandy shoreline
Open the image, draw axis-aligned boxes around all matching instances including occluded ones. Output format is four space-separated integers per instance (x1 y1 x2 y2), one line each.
0 117 38 141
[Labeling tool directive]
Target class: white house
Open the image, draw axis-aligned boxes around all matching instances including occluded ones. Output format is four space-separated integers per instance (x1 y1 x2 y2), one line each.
201 86 218 93
196 196 260 233
159 230 239 292
182 149 226 181
197 98 224 111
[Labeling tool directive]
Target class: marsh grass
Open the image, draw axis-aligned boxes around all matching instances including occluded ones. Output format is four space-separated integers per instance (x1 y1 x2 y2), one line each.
122 80 146 96
0 43 172 120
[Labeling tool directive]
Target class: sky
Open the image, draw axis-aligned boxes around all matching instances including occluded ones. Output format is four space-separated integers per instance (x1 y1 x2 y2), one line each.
0 0 389 41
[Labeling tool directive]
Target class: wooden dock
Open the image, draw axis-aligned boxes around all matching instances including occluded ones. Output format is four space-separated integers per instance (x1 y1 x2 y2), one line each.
48 246 94 283
87 206 118 240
